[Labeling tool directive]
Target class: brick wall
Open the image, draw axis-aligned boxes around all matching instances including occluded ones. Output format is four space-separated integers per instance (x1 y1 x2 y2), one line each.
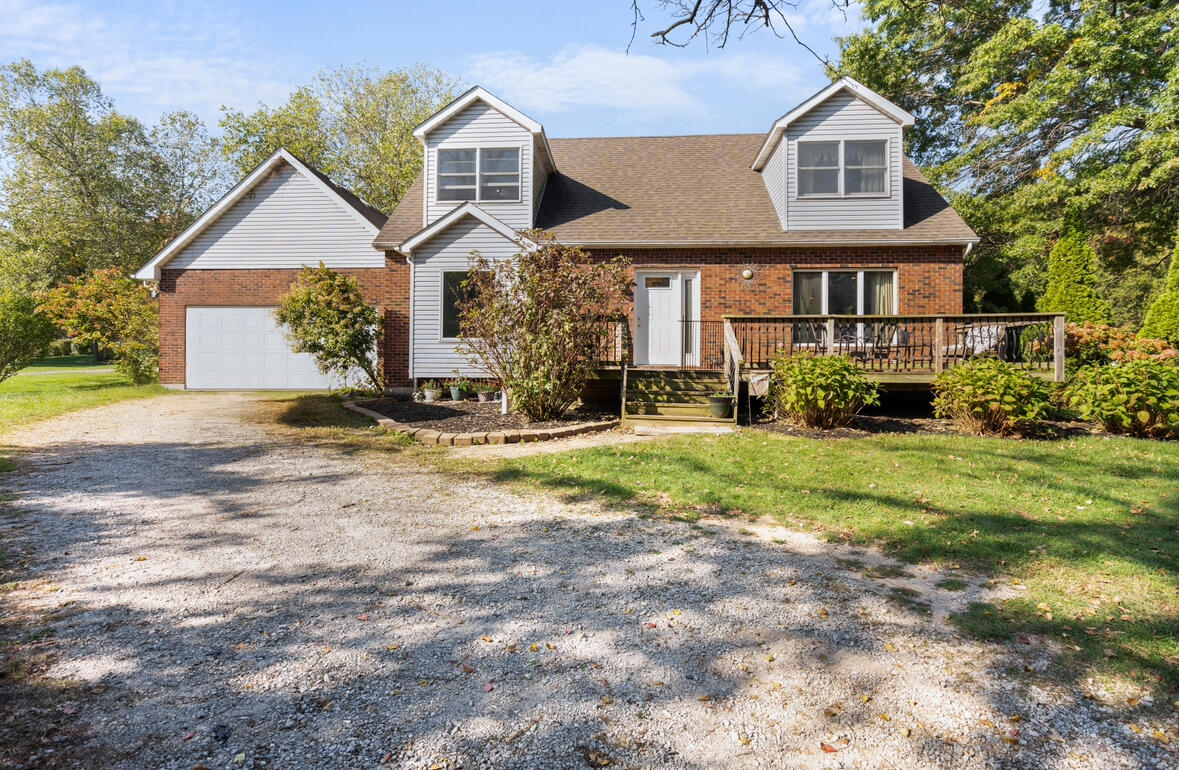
159 245 962 385
158 258 410 387
586 244 964 319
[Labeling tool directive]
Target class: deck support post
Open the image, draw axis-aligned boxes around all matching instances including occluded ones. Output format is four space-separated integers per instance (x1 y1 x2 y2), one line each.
1053 315 1066 382
825 318 836 356
934 318 945 374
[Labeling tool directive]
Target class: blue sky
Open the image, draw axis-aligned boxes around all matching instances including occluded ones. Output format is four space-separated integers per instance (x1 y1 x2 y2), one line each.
0 0 863 137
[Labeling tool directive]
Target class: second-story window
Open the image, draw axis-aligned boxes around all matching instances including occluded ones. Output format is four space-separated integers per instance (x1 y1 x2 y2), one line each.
437 147 520 202
797 139 888 197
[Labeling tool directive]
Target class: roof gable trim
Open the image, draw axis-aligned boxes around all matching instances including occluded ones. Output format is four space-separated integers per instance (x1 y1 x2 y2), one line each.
134 148 380 281
414 86 556 173
752 77 915 171
397 202 531 257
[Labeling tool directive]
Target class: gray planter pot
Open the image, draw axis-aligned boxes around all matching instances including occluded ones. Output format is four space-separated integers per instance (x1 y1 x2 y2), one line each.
708 395 733 419
450 386 467 402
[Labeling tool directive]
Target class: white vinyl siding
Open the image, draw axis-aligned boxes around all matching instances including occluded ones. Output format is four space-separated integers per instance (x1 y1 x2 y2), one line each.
411 216 519 378
785 91 903 230
168 162 383 270
761 134 788 228
425 102 534 232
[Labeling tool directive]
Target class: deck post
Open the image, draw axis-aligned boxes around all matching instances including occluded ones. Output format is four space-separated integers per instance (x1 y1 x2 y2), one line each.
825 318 836 356
1053 314 1066 382
934 318 945 374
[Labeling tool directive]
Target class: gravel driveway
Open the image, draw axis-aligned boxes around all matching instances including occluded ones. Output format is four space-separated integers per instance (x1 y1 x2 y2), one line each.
0 393 1170 769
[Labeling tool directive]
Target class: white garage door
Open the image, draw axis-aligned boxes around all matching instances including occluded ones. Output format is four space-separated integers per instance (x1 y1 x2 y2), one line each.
185 307 335 390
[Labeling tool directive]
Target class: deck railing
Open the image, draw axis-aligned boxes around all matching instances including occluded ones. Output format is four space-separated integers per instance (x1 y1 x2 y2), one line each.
724 313 1066 381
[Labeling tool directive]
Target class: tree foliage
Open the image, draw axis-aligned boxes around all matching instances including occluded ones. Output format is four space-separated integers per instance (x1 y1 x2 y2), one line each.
1037 230 1113 324
837 0 1179 322
220 65 460 215
38 268 159 384
274 264 384 393
1140 227 1179 344
457 232 633 421
0 60 225 291
0 288 56 384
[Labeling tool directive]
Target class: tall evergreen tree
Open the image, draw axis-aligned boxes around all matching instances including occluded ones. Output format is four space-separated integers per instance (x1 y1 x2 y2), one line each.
1140 226 1179 343
1037 229 1113 324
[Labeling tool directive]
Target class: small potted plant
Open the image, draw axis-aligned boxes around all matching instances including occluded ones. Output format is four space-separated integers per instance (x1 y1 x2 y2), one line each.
475 383 498 402
449 377 472 401
420 380 443 403
708 391 734 419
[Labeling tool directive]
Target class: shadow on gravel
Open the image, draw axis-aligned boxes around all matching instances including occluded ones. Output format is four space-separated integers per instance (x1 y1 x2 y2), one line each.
1 435 1173 769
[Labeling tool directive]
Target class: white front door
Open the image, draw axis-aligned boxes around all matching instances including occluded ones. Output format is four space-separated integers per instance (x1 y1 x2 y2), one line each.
634 271 699 366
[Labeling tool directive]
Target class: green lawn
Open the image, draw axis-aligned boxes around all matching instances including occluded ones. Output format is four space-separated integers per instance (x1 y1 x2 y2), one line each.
478 430 1179 696
0 358 168 436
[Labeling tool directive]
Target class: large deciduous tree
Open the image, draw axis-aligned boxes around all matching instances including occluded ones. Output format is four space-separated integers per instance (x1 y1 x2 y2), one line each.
220 65 460 214
838 0 1179 322
0 60 225 291
457 232 633 421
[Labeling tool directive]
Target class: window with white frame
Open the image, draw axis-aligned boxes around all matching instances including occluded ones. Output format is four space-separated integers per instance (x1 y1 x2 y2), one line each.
793 269 895 315
796 139 888 197
436 147 520 202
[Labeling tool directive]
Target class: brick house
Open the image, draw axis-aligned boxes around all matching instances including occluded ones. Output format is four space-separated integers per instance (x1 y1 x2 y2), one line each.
136 77 982 393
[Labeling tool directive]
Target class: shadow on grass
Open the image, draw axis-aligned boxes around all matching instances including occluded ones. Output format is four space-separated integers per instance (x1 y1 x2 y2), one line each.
477 431 1179 696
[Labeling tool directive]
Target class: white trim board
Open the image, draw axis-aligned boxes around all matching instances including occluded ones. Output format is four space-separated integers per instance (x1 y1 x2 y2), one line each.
398 202 532 257
134 149 382 281
414 86 556 174
752 76 915 172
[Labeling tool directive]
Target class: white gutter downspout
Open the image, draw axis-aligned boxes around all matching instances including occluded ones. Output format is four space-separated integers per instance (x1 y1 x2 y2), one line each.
405 251 415 384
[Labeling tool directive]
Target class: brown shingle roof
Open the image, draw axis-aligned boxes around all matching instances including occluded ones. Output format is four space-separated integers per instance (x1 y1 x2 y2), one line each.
374 134 976 250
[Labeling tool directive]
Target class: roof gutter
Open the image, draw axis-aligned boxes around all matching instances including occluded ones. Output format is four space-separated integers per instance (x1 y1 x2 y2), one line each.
563 237 982 249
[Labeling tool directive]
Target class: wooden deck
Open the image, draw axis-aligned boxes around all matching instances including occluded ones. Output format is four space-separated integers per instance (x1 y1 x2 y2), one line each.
593 313 1067 396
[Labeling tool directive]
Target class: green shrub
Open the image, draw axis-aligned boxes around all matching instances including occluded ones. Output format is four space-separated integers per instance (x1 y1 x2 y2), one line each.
274 263 383 393
932 358 1054 435
0 288 56 383
1140 230 1179 344
1066 361 1179 439
45 338 73 358
768 353 879 429
1037 231 1113 324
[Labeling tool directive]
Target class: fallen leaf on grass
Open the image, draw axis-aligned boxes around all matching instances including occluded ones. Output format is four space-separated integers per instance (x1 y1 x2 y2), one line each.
530 642 539 652
820 742 838 753
356 613 369 621
461 665 475 674
484 681 494 693
1154 730 1170 744
818 608 829 620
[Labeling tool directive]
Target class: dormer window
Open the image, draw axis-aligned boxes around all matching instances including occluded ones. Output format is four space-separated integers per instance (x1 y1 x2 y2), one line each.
797 139 887 197
437 147 520 202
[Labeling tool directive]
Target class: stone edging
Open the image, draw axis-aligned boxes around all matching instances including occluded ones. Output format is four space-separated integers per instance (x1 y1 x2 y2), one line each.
341 401 620 447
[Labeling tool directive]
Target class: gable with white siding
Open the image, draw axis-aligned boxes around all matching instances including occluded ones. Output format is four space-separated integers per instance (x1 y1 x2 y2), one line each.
423 102 535 233
409 213 520 378
165 160 385 271
782 91 904 230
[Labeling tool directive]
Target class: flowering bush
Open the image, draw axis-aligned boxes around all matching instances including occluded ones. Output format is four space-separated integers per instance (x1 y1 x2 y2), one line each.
1065 322 1177 369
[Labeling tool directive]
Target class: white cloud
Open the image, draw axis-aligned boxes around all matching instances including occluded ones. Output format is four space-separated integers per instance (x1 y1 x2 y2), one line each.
468 44 806 124
0 0 295 125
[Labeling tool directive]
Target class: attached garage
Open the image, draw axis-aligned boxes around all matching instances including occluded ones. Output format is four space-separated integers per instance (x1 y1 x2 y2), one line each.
135 148 397 390
185 307 336 390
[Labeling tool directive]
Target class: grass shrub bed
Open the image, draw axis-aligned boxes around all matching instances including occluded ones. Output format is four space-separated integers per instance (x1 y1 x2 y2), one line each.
481 430 1179 695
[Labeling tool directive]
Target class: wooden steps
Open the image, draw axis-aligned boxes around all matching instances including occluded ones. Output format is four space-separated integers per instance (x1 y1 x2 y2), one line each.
622 369 736 431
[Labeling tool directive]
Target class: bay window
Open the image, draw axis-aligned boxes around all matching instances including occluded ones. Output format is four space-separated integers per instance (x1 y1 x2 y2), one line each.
437 147 520 202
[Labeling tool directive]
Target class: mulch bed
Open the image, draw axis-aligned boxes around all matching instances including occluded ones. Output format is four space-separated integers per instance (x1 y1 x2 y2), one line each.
356 397 617 433
749 413 1095 440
